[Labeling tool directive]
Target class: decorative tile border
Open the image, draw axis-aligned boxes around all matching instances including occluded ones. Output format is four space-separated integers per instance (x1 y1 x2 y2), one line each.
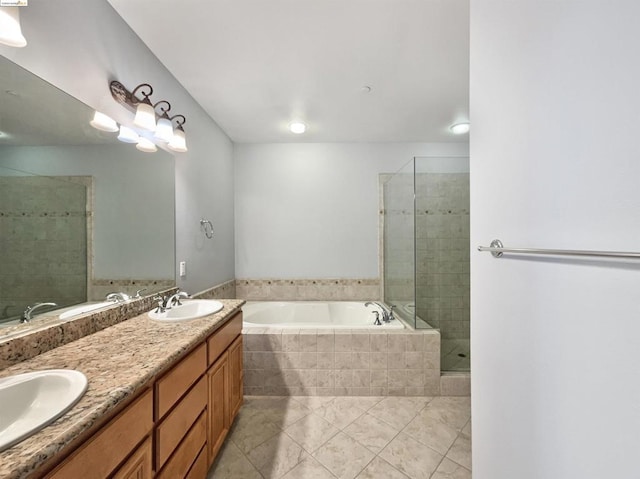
193 279 237 300
89 279 175 301
236 278 380 301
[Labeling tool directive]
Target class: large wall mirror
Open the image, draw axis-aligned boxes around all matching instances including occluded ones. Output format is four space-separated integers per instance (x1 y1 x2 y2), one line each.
0 55 176 332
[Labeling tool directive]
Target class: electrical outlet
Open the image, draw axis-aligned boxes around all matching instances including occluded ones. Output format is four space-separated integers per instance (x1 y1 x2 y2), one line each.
179 261 186 277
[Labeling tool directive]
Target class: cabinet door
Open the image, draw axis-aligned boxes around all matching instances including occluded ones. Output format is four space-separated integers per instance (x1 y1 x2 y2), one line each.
112 437 153 479
207 351 229 466
228 335 243 422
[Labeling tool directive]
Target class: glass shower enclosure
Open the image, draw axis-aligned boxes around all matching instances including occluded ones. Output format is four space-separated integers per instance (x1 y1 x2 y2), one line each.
382 156 470 372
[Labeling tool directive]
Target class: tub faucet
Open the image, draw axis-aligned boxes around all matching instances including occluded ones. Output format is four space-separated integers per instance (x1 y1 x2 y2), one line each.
20 302 58 323
165 291 190 309
365 301 393 323
106 292 130 303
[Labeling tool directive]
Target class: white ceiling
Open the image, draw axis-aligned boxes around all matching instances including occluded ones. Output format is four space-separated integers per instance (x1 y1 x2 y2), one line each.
108 0 469 143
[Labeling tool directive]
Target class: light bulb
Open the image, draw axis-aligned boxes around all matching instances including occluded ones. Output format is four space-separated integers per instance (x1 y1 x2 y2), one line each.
167 128 188 153
117 125 139 143
0 7 27 48
90 111 118 132
133 101 156 131
289 122 306 134
450 122 470 135
136 137 157 153
154 117 174 143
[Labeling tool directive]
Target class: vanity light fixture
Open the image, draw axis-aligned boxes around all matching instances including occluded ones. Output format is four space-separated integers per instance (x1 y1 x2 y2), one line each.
167 115 188 153
117 125 139 143
89 111 119 132
0 6 27 48
131 84 156 132
450 122 470 135
153 101 174 143
289 121 306 134
136 137 157 153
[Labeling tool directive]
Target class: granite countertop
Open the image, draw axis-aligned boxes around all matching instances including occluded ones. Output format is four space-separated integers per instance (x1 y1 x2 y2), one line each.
0 299 245 479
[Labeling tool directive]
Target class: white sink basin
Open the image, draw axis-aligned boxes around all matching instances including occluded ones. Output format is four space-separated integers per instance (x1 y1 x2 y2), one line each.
0 369 88 452
148 299 224 322
58 301 115 320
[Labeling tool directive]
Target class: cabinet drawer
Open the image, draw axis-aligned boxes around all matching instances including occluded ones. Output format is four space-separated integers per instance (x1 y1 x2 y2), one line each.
208 312 242 365
48 389 153 479
112 436 152 479
156 343 207 419
156 411 207 479
156 376 207 469
186 445 208 479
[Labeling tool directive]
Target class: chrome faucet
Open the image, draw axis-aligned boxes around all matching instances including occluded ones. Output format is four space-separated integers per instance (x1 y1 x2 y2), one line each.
20 302 58 323
165 291 189 309
365 301 395 323
106 292 130 303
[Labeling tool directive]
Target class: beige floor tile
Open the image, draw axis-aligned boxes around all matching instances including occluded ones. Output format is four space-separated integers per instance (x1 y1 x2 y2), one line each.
419 397 471 431
366 397 430 430
229 409 282 453
285 413 341 453
291 396 337 410
314 401 365 429
355 456 409 479
460 419 471 439
379 432 443 479
313 431 376 479
446 435 472 470
402 413 459 455
281 456 337 479
208 440 262 479
252 396 313 428
343 413 400 453
431 458 472 479
247 433 308 478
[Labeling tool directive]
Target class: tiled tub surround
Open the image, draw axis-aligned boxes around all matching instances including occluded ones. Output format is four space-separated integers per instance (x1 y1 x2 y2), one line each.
0 299 244 479
243 301 404 330
236 278 380 301
243 329 441 397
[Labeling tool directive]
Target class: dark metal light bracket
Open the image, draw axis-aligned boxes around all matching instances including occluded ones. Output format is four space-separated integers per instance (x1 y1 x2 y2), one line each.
109 80 187 127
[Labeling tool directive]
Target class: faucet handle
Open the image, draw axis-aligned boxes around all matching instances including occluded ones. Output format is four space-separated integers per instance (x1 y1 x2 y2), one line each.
134 288 147 299
388 305 396 320
152 295 166 313
372 310 382 326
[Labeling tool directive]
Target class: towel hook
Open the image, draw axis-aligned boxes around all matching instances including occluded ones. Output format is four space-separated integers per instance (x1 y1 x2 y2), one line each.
200 219 214 239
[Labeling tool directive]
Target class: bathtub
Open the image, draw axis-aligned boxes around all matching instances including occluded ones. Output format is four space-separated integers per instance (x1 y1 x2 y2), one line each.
242 301 405 330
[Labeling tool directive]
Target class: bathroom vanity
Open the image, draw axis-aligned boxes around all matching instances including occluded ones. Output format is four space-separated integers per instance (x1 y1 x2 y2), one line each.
0 299 244 479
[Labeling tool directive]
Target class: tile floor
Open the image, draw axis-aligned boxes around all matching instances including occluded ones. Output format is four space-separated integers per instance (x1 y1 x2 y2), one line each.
208 395 471 479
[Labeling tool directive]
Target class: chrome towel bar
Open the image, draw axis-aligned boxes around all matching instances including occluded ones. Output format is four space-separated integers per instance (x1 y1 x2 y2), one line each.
478 239 640 259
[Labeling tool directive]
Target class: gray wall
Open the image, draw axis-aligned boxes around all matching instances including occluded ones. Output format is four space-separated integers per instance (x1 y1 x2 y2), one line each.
234 142 469 279
471 1 640 477
0 0 235 293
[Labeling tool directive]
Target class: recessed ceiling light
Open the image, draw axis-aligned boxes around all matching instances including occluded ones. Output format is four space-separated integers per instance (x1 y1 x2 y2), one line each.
450 122 470 135
289 122 306 134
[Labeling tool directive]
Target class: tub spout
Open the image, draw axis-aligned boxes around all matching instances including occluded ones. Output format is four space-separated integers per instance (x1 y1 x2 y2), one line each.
365 301 392 322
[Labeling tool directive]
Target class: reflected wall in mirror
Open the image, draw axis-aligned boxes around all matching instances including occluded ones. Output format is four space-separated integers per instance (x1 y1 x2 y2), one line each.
0 55 176 328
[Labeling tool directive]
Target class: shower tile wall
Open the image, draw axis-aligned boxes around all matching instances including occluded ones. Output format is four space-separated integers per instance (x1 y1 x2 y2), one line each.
415 173 470 371
0 176 87 320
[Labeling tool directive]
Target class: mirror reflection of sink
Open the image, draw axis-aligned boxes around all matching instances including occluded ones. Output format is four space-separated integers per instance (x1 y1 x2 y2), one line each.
58 301 116 320
0 369 88 452
148 300 224 322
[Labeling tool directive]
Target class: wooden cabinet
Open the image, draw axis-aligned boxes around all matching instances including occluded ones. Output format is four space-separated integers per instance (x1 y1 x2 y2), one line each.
228 335 244 420
47 390 153 479
112 437 153 479
43 311 243 479
207 351 229 463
